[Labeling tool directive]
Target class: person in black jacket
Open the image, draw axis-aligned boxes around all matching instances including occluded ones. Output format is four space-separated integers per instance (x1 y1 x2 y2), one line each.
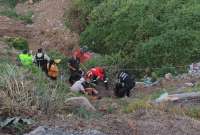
114 71 135 98
68 55 84 85
34 48 50 74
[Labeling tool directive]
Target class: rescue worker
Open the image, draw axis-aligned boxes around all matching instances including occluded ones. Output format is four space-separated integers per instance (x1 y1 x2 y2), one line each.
34 48 50 74
85 66 108 89
68 54 81 74
47 60 59 80
114 71 135 98
68 54 83 85
70 77 98 96
18 50 33 67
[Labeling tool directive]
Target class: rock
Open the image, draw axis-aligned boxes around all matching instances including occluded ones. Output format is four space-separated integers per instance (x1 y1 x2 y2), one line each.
64 97 96 112
165 73 173 80
28 0 34 4
81 129 106 135
184 82 194 87
24 126 46 135
25 126 106 135
111 103 118 109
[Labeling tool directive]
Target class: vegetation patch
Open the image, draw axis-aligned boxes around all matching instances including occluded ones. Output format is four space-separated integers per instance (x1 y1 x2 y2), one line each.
5 37 29 50
72 107 102 120
69 0 200 76
124 99 153 113
0 64 69 116
0 9 33 24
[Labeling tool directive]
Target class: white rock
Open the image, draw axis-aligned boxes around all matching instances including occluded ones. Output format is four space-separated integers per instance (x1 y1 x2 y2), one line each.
24 126 46 135
64 97 96 112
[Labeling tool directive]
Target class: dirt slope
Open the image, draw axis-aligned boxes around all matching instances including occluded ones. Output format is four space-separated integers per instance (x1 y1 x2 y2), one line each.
0 16 31 38
14 0 79 54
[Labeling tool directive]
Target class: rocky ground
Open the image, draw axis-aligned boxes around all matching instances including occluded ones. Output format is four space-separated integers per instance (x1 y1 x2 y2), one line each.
1 0 200 135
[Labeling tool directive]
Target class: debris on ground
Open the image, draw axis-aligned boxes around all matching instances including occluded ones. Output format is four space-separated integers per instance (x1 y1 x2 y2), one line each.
155 92 169 103
184 82 195 87
155 92 200 103
189 62 200 75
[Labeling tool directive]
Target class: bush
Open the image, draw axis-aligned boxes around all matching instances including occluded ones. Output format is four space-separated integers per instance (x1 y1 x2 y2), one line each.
136 30 200 68
155 65 177 77
0 10 33 24
65 0 104 32
0 64 69 115
6 37 29 50
0 0 37 8
0 0 18 8
76 0 200 71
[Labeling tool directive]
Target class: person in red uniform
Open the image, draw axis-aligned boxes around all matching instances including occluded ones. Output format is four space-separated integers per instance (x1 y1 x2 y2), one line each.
85 67 108 89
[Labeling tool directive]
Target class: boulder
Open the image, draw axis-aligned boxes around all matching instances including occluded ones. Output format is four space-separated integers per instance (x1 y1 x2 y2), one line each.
28 0 34 4
64 97 96 112
24 126 106 135
165 73 173 80
24 126 54 135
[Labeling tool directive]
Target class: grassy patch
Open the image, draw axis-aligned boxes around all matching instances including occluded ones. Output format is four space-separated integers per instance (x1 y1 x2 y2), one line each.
0 63 70 116
124 99 153 113
73 107 102 120
185 107 200 119
5 37 29 50
168 106 200 119
0 9 33 24
150 90 166 100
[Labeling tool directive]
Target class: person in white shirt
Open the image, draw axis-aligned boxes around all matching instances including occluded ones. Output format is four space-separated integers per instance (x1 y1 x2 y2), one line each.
70 78 98 95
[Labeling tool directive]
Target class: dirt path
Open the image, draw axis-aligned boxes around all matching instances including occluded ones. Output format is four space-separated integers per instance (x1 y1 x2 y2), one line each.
15 0 79 54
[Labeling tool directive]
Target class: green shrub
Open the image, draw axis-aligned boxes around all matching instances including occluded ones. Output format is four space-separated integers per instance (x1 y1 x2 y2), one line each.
155 65 177 77
185 108 200 119
76 0 200 71
65 0 105 32
0 0 34 8
136 30 200 68
0 10 33 24
0 0 18 8
0 9 18 18
6 37 29 50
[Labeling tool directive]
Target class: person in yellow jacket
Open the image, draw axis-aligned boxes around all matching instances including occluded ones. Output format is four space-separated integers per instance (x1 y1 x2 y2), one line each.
47 60 59 80
18 50 33 67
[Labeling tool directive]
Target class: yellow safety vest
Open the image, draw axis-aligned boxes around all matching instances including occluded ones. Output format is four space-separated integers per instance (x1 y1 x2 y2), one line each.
19 54 33 66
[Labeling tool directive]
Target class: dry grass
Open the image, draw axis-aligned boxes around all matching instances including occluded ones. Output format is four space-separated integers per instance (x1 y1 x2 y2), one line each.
0 64 69 116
